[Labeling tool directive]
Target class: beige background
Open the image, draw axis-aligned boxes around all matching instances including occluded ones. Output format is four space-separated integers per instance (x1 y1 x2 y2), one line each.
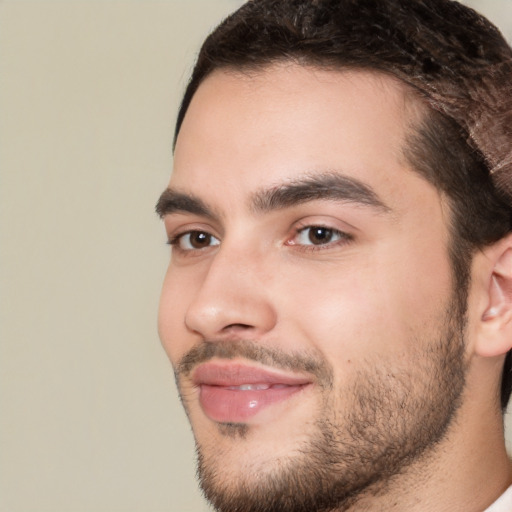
1 1 511 511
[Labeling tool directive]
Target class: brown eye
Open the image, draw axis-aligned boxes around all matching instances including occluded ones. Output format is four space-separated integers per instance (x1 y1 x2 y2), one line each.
308 227 334 245
175 231 220 251
189 231 212 248
293 226 347 247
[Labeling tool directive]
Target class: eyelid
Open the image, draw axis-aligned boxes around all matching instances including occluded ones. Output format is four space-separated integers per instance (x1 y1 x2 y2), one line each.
169 230 220 249
286 220 354 251
164 217 220 240
164 216 354 256
165 220 222 257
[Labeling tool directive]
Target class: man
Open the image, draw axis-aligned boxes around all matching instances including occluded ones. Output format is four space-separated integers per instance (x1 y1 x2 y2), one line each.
156 1 512 510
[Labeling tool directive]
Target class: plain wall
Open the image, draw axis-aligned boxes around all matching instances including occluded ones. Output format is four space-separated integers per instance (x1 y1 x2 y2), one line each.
1 1 511 511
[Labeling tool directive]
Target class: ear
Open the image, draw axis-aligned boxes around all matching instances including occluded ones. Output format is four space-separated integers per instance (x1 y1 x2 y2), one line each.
475 234 512 358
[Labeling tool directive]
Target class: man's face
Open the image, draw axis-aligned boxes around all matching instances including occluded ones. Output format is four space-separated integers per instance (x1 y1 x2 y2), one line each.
158 65 467 511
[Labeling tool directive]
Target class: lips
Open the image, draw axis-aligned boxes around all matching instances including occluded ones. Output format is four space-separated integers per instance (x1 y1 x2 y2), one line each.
193 362 311 423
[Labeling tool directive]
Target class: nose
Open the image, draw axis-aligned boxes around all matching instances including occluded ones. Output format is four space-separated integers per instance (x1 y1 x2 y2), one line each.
184 245 277 340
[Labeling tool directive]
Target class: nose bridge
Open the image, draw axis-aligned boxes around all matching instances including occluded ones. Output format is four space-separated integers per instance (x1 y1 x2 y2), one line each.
184 238 277 338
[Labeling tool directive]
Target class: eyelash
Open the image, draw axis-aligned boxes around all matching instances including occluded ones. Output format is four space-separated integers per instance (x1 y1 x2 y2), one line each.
167 225 352 255
168 230 220 253
288 225 353 251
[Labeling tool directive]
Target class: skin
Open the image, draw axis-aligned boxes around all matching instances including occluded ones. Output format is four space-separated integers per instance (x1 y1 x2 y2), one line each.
158 64 512 511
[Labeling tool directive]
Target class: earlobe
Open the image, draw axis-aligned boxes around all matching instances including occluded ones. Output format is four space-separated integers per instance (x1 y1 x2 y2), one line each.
477 244 512 358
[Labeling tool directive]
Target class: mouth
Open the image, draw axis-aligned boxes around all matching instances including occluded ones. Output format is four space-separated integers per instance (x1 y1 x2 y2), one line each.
192 362 312 423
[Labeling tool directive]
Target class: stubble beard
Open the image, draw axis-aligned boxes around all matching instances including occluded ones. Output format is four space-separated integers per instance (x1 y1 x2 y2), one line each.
179 292 468 512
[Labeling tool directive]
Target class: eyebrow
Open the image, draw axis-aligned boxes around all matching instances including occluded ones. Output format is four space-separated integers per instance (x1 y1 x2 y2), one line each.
155 189 217 219
251 172 391 214
156 171 391 219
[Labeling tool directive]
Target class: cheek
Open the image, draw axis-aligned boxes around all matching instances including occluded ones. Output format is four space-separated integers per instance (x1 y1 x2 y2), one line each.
158 266 196 364
279 244 453 365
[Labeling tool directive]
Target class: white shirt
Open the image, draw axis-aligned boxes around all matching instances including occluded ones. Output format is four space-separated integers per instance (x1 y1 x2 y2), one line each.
484 486 512 512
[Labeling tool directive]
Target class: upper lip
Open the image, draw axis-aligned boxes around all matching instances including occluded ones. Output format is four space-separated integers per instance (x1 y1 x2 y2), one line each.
192 361 313 387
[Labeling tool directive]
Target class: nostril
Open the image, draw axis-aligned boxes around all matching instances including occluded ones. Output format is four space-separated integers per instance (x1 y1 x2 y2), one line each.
223 323 254 331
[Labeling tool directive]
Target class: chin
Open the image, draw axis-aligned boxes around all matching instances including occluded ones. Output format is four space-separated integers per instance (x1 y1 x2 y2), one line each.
190 394 321 474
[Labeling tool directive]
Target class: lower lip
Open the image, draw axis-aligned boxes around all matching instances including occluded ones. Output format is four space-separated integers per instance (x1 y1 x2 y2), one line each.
199 384 306 423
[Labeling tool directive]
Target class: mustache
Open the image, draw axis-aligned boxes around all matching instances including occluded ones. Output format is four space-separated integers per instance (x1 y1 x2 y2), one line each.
175 339 333 388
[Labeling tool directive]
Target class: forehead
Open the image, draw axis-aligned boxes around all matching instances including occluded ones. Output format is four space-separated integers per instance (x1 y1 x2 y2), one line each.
171 63 427 207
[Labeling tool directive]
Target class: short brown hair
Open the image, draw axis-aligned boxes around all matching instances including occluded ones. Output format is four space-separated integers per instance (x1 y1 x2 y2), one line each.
174 0 512 409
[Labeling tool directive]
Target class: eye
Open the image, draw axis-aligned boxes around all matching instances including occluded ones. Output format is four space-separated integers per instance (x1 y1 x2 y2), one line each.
292 226 349 247
171 230 220 251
